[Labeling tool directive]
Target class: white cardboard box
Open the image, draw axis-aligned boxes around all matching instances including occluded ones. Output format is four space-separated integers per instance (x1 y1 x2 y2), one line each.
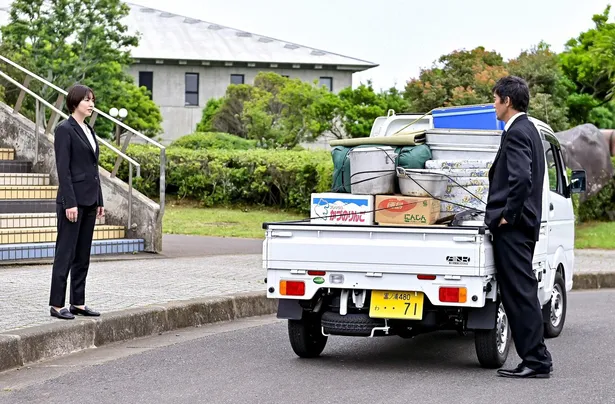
310 193 374 225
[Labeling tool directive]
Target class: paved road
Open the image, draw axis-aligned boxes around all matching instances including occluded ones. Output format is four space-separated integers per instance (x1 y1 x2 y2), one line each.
0 290 613 404
158 234 262 258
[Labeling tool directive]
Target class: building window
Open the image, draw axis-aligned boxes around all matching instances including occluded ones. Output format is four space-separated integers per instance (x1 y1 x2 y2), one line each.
319 77 333 91
139 72 153 99
230 74 245 85
185 73 199 106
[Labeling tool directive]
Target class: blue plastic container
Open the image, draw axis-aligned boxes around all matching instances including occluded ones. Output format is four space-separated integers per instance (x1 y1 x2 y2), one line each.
432 105 505 130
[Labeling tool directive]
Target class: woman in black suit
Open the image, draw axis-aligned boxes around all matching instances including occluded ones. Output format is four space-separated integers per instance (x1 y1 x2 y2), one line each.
49 84 105 320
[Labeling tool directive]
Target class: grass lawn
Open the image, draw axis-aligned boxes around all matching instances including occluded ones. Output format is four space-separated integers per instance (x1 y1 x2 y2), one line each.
162 201 615 249
162 201 305 239
575 221 615 250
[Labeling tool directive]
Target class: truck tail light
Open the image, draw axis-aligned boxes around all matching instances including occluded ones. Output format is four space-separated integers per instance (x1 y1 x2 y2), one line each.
280 280 305 296
307 270 326 276
439 287 467 303
417 274 437 280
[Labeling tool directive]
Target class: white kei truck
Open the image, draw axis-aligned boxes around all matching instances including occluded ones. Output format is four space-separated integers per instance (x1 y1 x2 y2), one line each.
262 114 587 368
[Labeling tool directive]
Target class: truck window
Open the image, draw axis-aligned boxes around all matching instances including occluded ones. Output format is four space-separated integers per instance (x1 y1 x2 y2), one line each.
545 144 565 195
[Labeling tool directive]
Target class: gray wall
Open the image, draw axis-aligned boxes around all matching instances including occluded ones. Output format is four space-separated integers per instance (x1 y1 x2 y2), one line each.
127 64 353 143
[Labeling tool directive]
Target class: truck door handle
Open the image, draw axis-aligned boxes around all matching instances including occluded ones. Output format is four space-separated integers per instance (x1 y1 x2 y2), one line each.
549 203 554 211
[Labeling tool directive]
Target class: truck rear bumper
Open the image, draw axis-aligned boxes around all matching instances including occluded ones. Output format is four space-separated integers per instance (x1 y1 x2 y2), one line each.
266 268 496 309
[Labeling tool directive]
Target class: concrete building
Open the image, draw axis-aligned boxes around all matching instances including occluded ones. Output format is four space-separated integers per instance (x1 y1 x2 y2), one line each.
0 1 377 143
124 2 377 142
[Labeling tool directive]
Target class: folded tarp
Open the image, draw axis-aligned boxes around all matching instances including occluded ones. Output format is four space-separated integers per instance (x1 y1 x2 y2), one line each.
329 130 427 147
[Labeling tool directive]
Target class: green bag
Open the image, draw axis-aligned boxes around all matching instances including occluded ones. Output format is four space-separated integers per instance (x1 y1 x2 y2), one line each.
331 145 352 193
395 144 432 170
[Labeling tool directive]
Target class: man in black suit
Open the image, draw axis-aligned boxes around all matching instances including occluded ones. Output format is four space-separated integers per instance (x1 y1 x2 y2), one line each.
485 76 552 378
49 84 104 320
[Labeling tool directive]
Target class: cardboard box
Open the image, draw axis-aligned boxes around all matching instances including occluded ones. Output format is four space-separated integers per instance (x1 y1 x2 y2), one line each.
375 195 441 226
310 193 374 225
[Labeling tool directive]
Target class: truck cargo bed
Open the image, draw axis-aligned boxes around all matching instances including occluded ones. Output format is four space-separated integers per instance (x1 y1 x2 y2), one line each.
263 222 495 277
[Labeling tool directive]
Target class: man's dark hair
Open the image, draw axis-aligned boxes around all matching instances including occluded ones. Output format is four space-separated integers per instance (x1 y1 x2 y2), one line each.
66 84 95 114
492 76 529 113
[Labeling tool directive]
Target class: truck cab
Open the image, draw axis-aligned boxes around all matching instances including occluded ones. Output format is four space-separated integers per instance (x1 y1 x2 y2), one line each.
262 110 586 368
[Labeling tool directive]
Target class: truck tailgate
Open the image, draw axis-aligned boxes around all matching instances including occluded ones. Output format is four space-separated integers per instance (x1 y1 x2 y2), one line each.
263 223 493 277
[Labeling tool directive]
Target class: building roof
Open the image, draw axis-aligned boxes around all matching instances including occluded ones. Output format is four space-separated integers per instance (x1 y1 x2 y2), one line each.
0 1 378 72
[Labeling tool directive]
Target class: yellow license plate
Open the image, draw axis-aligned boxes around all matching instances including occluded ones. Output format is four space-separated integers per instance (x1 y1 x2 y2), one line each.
369 290 424 320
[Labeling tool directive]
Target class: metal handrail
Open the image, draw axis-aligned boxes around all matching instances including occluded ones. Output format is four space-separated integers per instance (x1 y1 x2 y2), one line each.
0 68 141 229
0 54 166 217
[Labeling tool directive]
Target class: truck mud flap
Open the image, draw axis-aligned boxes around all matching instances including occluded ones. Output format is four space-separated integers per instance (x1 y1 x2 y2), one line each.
277 299 304 320
467 300 497 330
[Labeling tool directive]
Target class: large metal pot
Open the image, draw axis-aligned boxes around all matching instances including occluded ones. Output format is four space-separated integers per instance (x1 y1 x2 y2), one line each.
349 146 398 195
396 167 448 197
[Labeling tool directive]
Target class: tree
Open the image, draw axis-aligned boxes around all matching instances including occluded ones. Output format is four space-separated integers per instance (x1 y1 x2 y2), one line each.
0 0 163 138
507 41 571 131
403 43 573 131
198 72 340 149
404 47 508 112
559 5 615 128
333 82 410 139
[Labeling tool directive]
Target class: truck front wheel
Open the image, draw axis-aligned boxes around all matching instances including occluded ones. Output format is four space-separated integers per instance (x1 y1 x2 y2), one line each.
474 302 511 368
288 312 328 358
544 272 567 338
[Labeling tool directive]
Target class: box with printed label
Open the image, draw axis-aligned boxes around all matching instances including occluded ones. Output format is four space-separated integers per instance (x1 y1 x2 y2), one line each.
310 193 374 225
374 195 440 226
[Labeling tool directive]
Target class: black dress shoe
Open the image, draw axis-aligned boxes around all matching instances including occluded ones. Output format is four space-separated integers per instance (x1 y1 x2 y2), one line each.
497 364 550 379
69 305 100 317
50 307 75 320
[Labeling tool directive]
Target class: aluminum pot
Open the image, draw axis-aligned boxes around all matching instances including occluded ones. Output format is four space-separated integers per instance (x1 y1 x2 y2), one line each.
396 167 448 198
349 146 398 195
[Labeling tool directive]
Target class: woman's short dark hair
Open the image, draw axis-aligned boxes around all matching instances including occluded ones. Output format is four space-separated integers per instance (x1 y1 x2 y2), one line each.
66 84 95 113
492 76 529 113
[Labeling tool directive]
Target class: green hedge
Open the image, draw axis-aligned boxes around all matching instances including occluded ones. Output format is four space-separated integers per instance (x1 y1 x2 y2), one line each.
100 147 615 219
100 145 333 212
170 132 258 150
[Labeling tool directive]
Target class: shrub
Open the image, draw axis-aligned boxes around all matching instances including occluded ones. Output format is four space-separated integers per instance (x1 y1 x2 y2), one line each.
100 145 333 213
170 132 258 150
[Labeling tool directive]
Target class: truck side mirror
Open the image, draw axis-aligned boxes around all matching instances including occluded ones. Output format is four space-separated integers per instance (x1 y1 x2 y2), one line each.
569 170 587 194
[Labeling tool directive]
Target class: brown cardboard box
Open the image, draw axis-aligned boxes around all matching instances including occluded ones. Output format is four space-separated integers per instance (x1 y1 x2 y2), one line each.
375 195 441 226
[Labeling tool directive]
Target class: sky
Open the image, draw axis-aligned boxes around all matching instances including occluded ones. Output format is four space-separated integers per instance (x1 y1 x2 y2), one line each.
133 0 613 91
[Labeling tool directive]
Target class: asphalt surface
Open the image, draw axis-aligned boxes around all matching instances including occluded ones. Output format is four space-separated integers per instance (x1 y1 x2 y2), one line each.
158 234 263 258
1 290 614 404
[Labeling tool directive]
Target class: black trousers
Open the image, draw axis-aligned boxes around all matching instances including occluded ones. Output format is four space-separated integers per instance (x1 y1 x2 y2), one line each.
492 226 552 372
49 204 97 307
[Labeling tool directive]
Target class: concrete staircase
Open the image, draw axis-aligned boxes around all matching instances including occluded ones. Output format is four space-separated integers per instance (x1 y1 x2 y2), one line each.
0 146 144 262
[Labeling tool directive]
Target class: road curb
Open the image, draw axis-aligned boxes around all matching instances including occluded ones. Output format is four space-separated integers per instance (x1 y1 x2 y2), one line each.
0 292 277 373
573 272 615 290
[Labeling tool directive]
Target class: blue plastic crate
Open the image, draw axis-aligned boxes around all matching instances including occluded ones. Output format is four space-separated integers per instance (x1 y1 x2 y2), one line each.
432 105 505 130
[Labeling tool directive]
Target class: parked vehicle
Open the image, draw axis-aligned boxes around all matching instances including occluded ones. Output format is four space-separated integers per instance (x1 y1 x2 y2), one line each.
262 114 586 368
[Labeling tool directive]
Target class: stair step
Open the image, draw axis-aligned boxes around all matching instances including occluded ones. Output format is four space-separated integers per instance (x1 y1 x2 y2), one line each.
0 225 125 244
0 199 56 213
0 238 145 261
0 148 15 161
0 161 32 173
0 213 104 228
0 173 50 186
0 185 57 199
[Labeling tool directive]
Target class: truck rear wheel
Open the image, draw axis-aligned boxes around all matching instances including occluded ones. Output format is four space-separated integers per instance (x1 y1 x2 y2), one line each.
288 312 328 358
544 272 567 338
474 302 511 369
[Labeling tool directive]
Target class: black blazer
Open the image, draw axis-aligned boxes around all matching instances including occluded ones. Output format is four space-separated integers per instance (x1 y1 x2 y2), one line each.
54 115 104 209
485 114 545 240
